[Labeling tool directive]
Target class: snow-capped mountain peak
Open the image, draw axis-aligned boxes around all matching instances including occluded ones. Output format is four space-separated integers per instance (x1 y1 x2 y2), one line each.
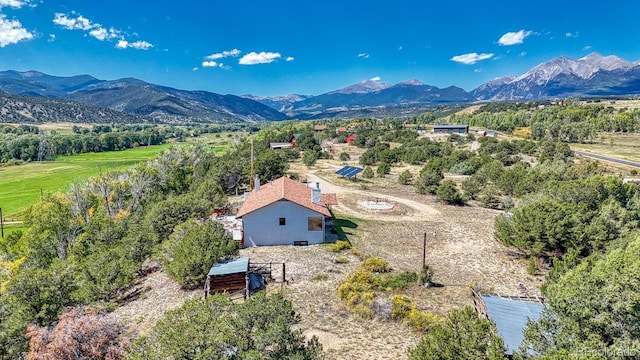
579 52 633 71
398 79 425 86
328 79 392 95
472 53 640 101
515 52 635 85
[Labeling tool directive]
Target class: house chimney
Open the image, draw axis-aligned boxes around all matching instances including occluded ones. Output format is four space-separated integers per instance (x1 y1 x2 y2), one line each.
254 175 260 192
311 182 321 204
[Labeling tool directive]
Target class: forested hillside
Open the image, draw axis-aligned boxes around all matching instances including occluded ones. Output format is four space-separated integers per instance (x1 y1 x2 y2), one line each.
0 91 150 124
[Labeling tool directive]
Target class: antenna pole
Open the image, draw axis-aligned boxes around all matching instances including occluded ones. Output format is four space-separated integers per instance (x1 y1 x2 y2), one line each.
250 139 254 191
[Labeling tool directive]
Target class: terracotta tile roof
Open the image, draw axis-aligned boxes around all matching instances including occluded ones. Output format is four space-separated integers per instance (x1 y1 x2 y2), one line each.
236 177 335 217
313 124 327 131
321 193 338 206
335 127 347 133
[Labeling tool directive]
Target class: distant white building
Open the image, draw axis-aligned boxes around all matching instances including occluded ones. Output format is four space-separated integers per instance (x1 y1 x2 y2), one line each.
236 177 337 246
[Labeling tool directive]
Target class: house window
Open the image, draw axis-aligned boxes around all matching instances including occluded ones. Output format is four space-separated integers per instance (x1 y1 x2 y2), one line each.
279 217 286 226
308 217 323 231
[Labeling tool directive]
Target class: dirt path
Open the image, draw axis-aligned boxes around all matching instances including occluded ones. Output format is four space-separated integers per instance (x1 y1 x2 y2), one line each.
305 171 441 222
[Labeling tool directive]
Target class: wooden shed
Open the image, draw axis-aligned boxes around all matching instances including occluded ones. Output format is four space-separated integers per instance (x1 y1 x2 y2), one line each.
204 257 249 298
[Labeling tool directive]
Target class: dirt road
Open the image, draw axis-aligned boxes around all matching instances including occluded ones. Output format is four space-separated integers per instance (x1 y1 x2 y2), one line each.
305 170 440 222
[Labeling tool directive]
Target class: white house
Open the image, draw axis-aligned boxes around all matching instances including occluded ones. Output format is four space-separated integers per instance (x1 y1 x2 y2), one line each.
236 176 337 246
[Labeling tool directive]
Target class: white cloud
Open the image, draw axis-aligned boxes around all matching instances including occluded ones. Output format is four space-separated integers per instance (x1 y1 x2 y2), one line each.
519 51 527 57
192 67 199 71
358 53 370 58
206 48 241 60
398 46 403 51
286 56 294 61
474 68 482 73
53 13 94 30
54 12 152 50
239 51 281 65
202 61 218 67
583 45 593 51
48 33 55 42
498 30 533 46
0 0 28 9
369 76 381 81
115 39 153 50
0 14 33 47
89 27 119 41
566 31 579 38
115 39 128 49
130 40 152 50
450 52 494 65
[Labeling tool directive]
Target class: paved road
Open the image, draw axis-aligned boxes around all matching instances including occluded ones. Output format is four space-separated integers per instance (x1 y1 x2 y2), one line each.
574 150 640 169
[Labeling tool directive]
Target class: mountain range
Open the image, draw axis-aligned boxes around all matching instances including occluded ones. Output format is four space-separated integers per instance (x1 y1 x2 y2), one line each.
0 52 639 123
0 71 288 123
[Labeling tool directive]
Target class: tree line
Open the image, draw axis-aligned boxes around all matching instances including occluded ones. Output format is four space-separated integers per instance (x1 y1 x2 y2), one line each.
447 102 640 142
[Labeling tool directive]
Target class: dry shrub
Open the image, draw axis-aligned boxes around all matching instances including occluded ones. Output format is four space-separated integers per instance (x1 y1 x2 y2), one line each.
311 273 329 281
350 247 364 259
391 295 441 332
335 255 349 264
353 304 374 319
391 295 416 320
370 297 392 319
361 257 391 273
329 240 352 252
25 306 129 360
337 269 380 308
405 309 441 332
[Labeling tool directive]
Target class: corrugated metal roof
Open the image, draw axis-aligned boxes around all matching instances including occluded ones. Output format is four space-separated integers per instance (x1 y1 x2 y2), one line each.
208 257 249 276
480 295 544 355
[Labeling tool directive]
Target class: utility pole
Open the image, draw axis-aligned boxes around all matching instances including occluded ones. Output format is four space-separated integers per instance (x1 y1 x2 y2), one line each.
0 207 4 238
249 139 255 191
422 230 436 270
422 232 427 270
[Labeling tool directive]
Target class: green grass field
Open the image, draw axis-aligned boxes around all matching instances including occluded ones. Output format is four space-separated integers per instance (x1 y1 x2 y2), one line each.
0 130 242 219
0 144 175 218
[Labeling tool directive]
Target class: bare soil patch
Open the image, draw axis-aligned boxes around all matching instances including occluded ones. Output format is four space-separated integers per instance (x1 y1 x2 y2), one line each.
112 263 201 336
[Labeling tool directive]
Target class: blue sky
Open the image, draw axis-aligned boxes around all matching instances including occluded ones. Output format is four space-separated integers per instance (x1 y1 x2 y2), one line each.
1 0 639 97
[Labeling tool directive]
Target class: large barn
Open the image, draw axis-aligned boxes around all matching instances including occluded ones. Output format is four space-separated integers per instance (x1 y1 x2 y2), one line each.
433 124 469 134
236 176 337 246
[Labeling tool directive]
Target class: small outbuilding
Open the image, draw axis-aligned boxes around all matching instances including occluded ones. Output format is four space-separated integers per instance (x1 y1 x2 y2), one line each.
472 290 545 356
433 124 469 134
269 142 293 150
204 257 249 298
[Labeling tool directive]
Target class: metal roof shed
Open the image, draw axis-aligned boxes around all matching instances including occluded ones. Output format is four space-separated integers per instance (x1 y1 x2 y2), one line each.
476 294 545 355
204 257 249 298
